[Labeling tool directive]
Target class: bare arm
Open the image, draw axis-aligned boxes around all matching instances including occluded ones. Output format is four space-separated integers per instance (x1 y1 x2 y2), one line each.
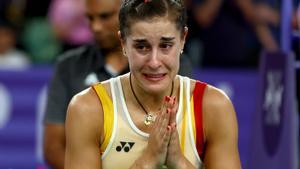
254 24 279 51
203 86 241 169
43 124 65 169
235 0 279 51
193 0 224 28
65 88 103 169
235 0 279 25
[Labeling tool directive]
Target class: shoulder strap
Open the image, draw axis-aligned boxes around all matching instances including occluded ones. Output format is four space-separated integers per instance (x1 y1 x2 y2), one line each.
92 83 114 154
193 80 207 160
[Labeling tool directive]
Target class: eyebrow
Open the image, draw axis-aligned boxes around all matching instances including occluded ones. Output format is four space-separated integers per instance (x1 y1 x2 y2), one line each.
98 11 116 18
161 37 175 42
133 39 147 43
132 37 175 43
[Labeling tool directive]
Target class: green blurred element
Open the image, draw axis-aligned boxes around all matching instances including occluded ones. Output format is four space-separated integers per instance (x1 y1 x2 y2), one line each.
22 17 62 64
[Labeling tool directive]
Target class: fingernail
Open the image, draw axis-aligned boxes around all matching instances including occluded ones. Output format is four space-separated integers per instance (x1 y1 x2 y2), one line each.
165 96 170 102
167 125 171 131
167 108 171 114
172 123 177 128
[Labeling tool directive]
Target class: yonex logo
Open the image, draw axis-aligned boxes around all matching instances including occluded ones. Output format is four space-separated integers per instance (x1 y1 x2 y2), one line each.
116 141 135 152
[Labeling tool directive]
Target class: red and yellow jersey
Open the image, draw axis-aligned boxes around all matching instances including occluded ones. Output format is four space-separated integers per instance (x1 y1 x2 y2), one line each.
92 75 206 169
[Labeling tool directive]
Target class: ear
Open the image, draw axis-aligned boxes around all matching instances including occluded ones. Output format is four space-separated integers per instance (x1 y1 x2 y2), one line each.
182 26 188 42
118 30 125 49
180 26 188 49
118 31 128 56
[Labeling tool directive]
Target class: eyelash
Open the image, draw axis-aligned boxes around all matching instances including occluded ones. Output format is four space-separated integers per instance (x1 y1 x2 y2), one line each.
135 44 150 51
134 43 173 52
159 43 173 49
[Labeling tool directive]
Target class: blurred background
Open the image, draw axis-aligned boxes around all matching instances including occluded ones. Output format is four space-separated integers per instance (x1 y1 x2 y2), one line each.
0 0 299 168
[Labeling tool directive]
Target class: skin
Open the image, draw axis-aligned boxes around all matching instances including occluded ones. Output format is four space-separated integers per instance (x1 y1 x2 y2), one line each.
85 0 120 50
120 17 184 103
65 15 241 169
120 17 190 168
0 27 15 54
43 0 127 169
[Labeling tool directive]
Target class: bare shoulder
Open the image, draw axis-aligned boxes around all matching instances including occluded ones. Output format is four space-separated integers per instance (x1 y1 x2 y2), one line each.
189 79 232 108
67 81 111 119
66 87 104 140
202 84 238 140
67 87 102 119
203 85 233 111
189 79 234 115
203 84 236 122
65 87 106 168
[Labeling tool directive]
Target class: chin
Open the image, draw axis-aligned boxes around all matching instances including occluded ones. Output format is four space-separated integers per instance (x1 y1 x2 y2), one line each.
142 75 171 92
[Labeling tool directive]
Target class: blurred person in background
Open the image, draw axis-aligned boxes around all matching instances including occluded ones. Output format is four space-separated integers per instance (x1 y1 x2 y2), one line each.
43 0 128 168
48 0 93 51
1 0 61 64
0 18 30 70
185 0 280 68
43 0 193 168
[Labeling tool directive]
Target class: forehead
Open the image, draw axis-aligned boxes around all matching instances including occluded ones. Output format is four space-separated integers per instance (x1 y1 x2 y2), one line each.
85 0 120 13
128 17 180 40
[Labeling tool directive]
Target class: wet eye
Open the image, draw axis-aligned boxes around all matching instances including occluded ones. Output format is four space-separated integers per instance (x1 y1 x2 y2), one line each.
159 43 173 50
134 44 150 52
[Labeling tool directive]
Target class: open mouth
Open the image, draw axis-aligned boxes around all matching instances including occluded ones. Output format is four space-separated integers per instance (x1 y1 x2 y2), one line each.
143 73 166 81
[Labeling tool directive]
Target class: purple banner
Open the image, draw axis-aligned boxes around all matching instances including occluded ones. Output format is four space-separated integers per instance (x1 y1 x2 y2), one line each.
0 67 52 169
248 51 299 169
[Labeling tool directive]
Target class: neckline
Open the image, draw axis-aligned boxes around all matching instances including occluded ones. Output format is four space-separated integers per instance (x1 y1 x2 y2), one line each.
116 75 183 137
129 73 174 125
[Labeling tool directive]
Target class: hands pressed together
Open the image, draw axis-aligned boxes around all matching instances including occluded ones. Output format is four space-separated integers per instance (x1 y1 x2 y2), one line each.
142 96 194 169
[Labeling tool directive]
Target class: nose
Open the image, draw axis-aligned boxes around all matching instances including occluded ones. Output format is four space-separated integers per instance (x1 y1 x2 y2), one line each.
148 48 161 69
90 18 104 33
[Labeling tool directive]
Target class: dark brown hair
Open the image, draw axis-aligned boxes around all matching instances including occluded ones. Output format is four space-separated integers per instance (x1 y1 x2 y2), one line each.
119 0 187 39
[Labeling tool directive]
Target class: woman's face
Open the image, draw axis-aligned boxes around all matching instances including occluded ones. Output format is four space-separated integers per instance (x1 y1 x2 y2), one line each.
122 17 187 94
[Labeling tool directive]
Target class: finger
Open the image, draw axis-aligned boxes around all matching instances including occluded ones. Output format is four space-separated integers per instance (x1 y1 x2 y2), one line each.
169 97 177 124
160 96 170 115
150 112 162 134
164 96 173 108
162 96 175 125
159 108 171 135
163 125 172 146
169 123 179 144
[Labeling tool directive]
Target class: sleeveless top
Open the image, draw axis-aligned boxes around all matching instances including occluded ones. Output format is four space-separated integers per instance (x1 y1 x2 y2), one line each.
92 75 207 169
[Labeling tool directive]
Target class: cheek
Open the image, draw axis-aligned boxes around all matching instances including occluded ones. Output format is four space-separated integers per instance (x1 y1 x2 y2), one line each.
167 49 180 66
127 51 143 70
106 19 119 32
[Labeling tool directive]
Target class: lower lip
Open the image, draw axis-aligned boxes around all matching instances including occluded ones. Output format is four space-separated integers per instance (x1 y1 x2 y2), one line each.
143 74 166 82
